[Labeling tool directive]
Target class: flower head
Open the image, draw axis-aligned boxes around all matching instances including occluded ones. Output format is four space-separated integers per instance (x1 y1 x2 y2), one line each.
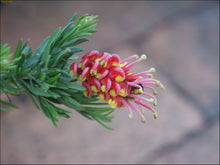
70 50 164 122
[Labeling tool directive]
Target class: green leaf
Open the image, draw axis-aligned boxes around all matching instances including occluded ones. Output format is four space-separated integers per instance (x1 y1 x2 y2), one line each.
25 90 40 109
21 40 29 52
0 44 10 56
47 90 60 99
84 106 114 113
93 116 113 130
46 73 61 83
0 107 11 112
16 53 25 72
57 95 81 110
14 39 22 59
34 37 50 56
23 55 40 69
61 38 89 48
51 88 69 96
50 49 69 67
81 102 109 106
68 13 78 24
74 14 87 27
0 99 18 109
30 87 51 97
65 82 85 91
41 27 61 62
68 56 78 60
36 97 50 119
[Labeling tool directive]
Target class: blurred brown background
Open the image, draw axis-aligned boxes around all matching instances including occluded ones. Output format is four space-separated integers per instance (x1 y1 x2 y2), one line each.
0 1 219 164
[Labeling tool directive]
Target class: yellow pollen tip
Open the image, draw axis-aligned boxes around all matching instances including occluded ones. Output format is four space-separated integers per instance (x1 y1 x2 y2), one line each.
150 67 156 73
128 114 133 120
83 91 88 97
103 63 107 68
153 90 158 95
96 58 101 62
141 54 147 60
138 88 143 94
112 99 116 105
110 104 116 108
108 99 117 107
101 85 106 92
120 62 128 67
76 75 80 81
99 93 105 101
112 62 119 66
91 56 96 61
119 89 126 97
115 75 124 82
96 73 101 78
153 113 158 119
134 55 139 59
78 77 83 82
141 118 146 123
160 84 165 90
70 70 74 76
110 90 117 97
78 63 82 68
108 99 112 104
91 85 98 93
148 98 155 104
155 80 161 87
141 109 145 115
100 60 105 66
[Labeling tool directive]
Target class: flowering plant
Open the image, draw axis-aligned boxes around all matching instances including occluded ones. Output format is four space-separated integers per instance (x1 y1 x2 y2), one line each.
0 13 163 129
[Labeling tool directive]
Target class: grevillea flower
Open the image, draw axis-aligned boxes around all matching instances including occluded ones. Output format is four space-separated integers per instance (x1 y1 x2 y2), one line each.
70 50 164 122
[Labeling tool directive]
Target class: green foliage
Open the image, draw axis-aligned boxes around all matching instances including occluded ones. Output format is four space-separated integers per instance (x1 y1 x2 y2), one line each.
0 13 114 130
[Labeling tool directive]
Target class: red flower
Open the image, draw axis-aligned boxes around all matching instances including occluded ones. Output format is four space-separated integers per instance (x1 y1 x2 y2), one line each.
70 50 164 122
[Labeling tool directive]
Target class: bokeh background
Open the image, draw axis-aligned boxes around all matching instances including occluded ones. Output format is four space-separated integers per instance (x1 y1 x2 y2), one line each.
0 1 219 164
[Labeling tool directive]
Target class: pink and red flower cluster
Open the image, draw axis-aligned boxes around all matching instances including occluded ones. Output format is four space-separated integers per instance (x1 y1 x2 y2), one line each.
70 50 164 122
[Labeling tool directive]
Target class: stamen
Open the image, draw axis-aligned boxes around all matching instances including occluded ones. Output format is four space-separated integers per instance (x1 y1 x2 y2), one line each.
90 61 100 75
70 63 78 76
110 54 120 66
96 68 109 80
134 100 156 114
122 54 147 71
109 81 121 97
142 92 157 106
82 81 92 97
153 113 158 119
82 50 99 60
148 67 156 73
87 77 101 92
100 77 112 92
128 94 154 104
155 80 165 90
108 66 125 82
127 82 142 89
121 54 139 64
80 67 90 81
91 85 98 93
80 58 89 68
70 70 74 76
143 85 158 95
126 100 146 123
99 93 105 101
120 98 133 119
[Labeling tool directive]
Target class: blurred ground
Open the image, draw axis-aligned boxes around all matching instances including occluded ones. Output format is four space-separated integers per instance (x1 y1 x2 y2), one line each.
0 1 219 164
